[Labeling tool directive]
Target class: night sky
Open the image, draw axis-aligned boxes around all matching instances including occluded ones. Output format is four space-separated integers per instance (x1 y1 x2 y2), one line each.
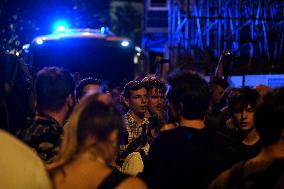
0 0 143 51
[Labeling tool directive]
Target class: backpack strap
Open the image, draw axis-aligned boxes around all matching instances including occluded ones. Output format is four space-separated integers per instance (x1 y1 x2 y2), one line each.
136 149 148 177
97 170 129 189
139 149 147 167
117 126 147 164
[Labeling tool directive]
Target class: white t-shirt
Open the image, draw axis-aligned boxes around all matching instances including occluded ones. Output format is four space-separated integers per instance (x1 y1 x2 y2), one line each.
0 130 52 189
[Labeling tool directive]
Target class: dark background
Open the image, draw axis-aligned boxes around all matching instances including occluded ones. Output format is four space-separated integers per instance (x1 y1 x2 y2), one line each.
0 0 143 51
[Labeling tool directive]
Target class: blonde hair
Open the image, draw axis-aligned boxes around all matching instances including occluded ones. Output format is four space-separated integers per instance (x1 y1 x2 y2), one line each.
48 94 123 175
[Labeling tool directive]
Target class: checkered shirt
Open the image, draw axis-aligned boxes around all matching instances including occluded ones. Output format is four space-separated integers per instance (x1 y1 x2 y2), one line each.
120 111 149 152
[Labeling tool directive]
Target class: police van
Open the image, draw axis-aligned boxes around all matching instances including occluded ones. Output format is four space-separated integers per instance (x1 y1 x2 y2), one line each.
23 27 138 88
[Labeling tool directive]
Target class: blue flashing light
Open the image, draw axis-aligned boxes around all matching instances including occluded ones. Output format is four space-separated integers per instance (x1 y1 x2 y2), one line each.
53 20 69 33
36 39 43 45
22 44 30 50
100 27 106 34
57 25 66 32
121 41 129 47
100 26 109 34
22 44 30 53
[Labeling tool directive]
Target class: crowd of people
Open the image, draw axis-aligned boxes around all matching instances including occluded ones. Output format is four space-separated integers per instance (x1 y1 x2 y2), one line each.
1 54 284 189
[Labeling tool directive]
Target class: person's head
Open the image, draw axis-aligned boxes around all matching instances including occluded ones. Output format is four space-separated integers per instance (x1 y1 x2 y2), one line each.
166 69 210 121
123 80 148 116
254 84 271 97
227 87 260 132
75 77 102 102
254 87 284 147
49 94 124 171
35 67 75 114
254 84 271 104
142 77 166 117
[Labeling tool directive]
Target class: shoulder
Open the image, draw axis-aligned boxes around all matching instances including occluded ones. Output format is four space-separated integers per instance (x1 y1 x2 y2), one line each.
148 129 181 157
157 127 179 138
208 161 246 189
24 119 60 136
154 126 196 144
0 130 52 189
21 120 62 144
117 176 147 189
208 166 233 189
151 129 174 147
0 129 37 159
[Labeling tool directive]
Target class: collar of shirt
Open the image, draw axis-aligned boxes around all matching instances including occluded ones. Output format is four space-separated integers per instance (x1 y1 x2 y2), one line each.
34 111 61 128
124 111 149 129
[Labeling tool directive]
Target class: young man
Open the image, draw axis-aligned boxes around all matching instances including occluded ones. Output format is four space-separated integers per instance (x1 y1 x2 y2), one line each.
75 77 102 102
20 67 75 162
227 87 262 160
143 69 241 189
118 77 167 174
119 80 149 160
142 77 167 119
209 87 284 189
75 77 112 104
142 76 175 131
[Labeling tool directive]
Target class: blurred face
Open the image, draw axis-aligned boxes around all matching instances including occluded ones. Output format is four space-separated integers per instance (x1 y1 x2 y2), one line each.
233 104 255 131
148 88 165 117
97 92 112 104
83 84 102 96
126 88 148 116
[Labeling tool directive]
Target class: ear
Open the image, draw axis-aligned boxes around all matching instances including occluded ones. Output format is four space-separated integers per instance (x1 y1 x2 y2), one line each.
124 98 130 107
66 94 75 107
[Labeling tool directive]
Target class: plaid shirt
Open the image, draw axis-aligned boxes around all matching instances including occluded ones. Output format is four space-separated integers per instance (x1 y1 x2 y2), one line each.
120 111 149 152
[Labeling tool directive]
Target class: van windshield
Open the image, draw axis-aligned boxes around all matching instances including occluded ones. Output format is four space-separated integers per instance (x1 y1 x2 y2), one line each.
30 38 135 87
